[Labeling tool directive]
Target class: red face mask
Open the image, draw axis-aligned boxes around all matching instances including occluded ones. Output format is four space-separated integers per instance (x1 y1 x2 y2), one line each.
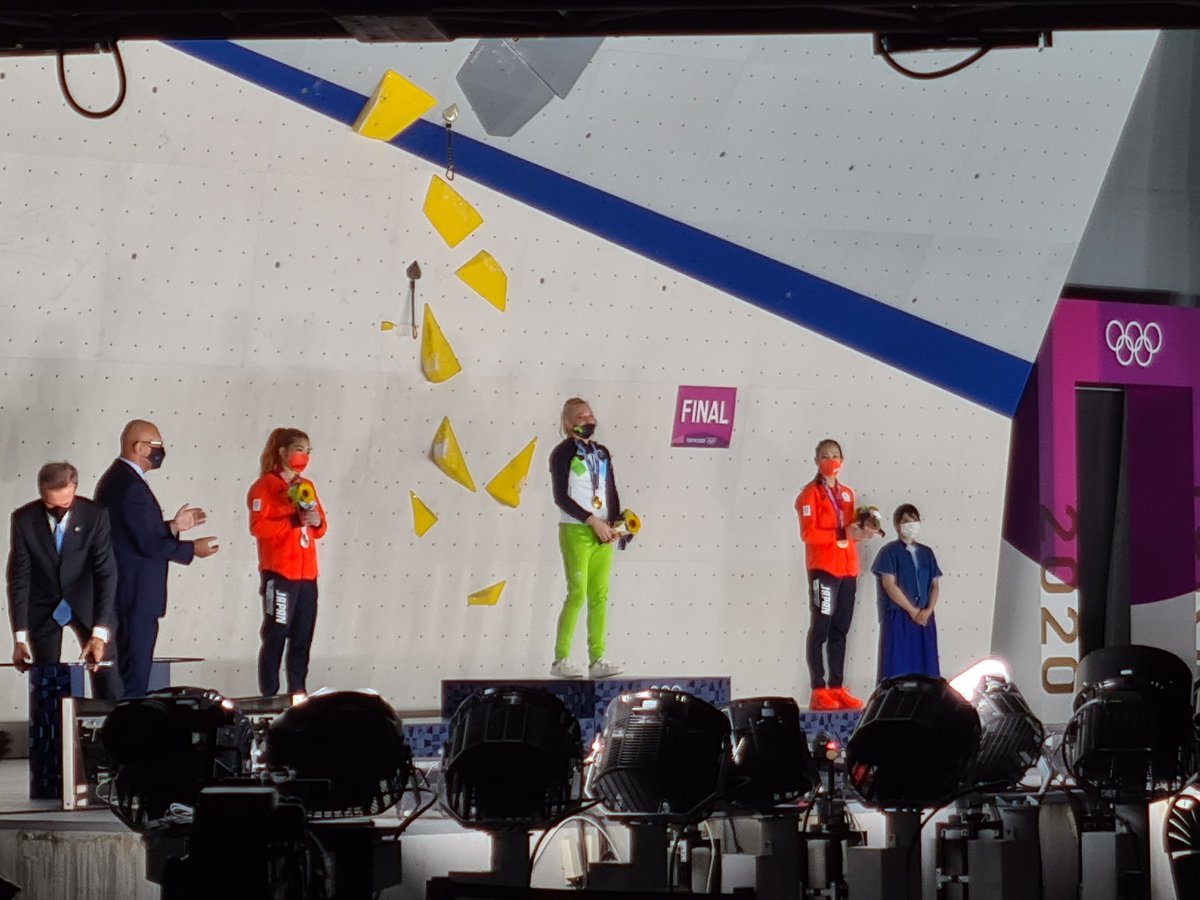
287 451 310 473
818 458 842 478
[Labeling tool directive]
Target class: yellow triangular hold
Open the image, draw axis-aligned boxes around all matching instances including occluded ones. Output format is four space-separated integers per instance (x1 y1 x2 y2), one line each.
456 251 508 311
430 416 476 492
467 580 506 607
423 175 483 248
351 70 437 141
485 438 537 508
410 491 438 537
420 304 462 383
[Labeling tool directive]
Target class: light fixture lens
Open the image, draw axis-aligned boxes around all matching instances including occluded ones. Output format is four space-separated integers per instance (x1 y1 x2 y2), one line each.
950 658 1011 702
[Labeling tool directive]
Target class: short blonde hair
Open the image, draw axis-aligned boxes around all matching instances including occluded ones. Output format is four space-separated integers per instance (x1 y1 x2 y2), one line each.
560 397 590 436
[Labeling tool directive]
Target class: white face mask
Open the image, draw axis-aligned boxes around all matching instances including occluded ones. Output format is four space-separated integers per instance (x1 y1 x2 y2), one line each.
900 521 922 540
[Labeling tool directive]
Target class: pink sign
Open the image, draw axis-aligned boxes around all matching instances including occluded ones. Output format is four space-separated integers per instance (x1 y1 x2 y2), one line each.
671 386 737 448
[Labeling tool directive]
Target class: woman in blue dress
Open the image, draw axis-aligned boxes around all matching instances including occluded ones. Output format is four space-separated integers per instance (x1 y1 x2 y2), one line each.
871 504 942 682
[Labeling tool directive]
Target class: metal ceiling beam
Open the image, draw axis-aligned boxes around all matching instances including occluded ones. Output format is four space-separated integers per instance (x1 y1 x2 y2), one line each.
1 2 1196 54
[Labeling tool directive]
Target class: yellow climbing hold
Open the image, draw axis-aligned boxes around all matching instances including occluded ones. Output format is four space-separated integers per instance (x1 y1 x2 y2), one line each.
485 438 537 508
468 580 506 607
352 70 437 141
420 304 462 383
430 416 476 492
423 175 483 248
456 251 508 311
410 491 438 537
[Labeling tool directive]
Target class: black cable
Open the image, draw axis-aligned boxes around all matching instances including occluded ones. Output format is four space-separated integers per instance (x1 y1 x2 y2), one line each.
56 42 127 119
878 44 991 81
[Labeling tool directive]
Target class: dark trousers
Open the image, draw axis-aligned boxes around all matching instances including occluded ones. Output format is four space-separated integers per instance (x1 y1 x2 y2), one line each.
29 618 117 700
117 613 160 699
806 570 857 689
258 572 318 696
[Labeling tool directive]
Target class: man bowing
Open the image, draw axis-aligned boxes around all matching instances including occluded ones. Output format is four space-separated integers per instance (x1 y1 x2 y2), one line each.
7 462 116 696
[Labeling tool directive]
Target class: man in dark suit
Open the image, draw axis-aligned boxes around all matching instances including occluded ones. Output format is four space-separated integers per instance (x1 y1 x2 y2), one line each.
7 461 116 695
94 419 219 699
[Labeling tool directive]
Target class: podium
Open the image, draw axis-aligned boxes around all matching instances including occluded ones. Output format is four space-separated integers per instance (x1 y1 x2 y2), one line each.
28 657 202 800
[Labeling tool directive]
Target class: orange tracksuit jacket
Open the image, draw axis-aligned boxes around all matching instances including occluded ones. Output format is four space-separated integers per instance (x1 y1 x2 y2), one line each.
247 470 328 581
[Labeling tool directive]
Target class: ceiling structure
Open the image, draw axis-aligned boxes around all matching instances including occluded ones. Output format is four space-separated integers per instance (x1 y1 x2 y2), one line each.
3 2 1200 54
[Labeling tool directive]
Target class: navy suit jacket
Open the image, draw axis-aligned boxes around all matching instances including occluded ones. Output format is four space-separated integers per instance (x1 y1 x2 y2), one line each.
94 460 194 619
6 497 117 636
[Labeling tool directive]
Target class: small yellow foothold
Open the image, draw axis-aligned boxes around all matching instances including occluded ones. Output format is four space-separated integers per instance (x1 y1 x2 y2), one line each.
456 251 508 311
423 175 484 248
352 70 437 141
468 580 506 607
380 320 397 332
420 304 462 383
430 416 476 492
485 438 538 508
410 491 438 537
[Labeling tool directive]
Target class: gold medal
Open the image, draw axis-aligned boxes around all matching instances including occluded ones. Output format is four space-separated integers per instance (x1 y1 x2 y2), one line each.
592 495 603 510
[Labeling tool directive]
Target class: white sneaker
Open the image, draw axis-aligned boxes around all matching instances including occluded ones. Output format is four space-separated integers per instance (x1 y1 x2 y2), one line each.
550 658 583 679
588 658 623 679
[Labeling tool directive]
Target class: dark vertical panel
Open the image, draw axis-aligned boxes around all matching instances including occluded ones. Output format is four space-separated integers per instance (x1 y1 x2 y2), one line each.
1076 387 1128 658
1125 386 1195 605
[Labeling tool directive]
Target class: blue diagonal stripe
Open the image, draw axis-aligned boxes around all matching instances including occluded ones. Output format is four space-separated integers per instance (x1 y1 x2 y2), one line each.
170 39 1031 415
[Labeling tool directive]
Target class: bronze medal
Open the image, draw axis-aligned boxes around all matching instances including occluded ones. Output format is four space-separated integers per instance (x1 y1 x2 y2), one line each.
592 495 603 510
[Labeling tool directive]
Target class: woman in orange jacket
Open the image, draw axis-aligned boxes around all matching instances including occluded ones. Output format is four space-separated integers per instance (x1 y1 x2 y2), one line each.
247 428 327 697
794 438 879 711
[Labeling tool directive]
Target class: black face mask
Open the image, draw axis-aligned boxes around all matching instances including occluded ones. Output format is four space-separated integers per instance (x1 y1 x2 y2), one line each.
47 506 70 522
147 446 166 470
573 423 596 439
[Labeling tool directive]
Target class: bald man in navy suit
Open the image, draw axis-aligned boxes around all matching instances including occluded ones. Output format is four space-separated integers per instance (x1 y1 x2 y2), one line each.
95 419 219 698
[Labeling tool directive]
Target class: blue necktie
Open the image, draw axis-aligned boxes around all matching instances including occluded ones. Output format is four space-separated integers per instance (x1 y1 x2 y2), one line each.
52 519 71 627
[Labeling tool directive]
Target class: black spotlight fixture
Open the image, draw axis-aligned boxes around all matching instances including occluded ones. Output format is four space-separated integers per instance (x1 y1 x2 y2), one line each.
267 689 413 818
435 687 583 891
847 675 981 809
1063 645 1195 803
101 686 251 830
588 688 731 821
443 686 583 830
949 659 1045 790
725 696 814 811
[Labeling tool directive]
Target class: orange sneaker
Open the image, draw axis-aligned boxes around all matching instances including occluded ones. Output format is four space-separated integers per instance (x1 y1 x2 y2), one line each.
830 687 864 711
810 687 840 711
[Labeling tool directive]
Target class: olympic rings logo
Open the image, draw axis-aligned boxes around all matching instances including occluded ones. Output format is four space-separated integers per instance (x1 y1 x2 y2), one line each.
1105 319 1163 368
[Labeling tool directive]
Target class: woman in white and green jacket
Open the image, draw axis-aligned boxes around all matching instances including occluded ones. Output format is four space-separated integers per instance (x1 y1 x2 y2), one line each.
548 397 623 680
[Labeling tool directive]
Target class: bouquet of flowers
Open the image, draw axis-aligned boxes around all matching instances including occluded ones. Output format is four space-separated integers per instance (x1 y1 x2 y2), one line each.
855 505 886 537
287 482 318 547
613 508 641 550
287 482 317 510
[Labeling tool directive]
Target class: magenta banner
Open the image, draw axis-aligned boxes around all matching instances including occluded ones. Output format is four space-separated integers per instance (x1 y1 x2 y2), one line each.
671 386 737 448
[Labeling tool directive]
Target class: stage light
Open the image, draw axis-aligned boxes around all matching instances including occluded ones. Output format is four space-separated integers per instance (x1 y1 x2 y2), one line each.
1063 645 1195 803
101 686 252 831
267 689 413 818
588 688 730 821
442 686 583 829
846 675 980 809
725 696 814 811
1166 781 1200 899
949 660 1044 790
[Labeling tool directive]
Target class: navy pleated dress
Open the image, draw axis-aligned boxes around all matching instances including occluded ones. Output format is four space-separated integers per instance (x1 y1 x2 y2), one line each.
871 540 942 683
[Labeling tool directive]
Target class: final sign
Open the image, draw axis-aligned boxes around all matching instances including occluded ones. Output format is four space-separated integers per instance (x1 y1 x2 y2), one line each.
671 386 737 449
